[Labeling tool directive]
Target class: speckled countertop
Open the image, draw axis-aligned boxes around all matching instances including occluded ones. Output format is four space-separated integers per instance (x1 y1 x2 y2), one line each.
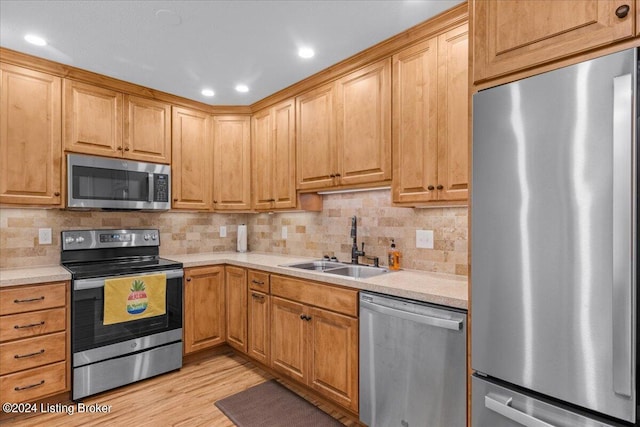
0 252 468 309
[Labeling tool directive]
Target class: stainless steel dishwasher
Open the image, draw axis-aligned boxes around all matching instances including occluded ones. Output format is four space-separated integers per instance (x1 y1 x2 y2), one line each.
359 291 467 427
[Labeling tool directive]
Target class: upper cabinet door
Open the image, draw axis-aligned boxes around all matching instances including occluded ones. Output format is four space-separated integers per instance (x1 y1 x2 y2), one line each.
212 115 251 210
171 107 212 210
473 0 635 83
437 24 469 202
251 108 274 210
123 95 171 164
335 58 391 187
392 37 439 204
0 64 62 206
296 83 336 191
272 99 296 209
63 80 122 157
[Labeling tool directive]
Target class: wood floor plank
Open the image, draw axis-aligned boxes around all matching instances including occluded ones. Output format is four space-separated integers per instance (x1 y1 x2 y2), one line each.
3 347 353 426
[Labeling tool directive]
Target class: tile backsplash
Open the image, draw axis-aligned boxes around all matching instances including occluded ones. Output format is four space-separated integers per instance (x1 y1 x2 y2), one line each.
0 189 468 275
248 189 468 275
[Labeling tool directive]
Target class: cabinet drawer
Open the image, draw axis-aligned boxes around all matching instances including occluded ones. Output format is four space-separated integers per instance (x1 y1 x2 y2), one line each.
271 275 357 317
0 283 66 315
0 361 66 403
248 270 270 292
0 307 66 342
0 332 66 375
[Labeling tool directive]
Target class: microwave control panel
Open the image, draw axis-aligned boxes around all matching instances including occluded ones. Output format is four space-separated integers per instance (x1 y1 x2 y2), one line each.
154 174 169 202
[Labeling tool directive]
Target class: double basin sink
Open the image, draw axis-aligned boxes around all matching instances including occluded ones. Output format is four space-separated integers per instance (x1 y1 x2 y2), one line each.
280 260 389 279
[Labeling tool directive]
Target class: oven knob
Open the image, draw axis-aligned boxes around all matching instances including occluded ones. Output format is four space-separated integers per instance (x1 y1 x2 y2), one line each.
76 236 85 243
151 234 157 240
143 234 150 241
65 236 76 244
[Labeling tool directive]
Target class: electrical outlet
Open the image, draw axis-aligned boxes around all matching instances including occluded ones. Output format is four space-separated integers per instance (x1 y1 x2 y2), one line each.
416 230 434 249
220 226 227 237
281 226 288 240
38 228 52 245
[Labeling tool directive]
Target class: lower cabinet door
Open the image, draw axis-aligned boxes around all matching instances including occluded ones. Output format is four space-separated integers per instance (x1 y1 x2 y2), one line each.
308 306 359 412
225 266 248 353
270 296 306 383
248 290 270 365
184 266 225 354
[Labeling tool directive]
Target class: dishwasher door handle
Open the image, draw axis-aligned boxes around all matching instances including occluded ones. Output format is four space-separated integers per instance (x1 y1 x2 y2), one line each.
360 299 463 330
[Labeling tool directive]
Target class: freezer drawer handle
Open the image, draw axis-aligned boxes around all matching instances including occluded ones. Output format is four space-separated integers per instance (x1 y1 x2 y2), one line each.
485 394 555 427
612 73 634 398
360 299 463 330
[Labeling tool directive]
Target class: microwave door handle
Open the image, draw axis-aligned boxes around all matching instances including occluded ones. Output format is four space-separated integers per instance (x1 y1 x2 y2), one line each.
148 173 154 203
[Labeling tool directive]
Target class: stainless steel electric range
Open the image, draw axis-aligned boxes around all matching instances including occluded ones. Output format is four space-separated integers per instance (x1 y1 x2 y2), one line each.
61 229 183 400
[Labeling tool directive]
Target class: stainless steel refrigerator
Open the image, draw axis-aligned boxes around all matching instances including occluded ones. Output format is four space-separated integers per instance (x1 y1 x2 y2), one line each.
471 47 637 426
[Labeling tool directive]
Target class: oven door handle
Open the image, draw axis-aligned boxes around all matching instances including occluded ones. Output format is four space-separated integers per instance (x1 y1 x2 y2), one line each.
73 269 184 290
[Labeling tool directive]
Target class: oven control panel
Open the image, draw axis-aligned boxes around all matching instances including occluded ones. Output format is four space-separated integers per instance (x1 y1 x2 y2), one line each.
62 229 160 250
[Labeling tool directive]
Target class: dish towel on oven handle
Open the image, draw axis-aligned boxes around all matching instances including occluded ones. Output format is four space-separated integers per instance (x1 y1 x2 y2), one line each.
103 273 167 325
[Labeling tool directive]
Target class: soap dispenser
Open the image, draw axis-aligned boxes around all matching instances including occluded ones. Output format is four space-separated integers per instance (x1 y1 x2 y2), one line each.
388 239 401 271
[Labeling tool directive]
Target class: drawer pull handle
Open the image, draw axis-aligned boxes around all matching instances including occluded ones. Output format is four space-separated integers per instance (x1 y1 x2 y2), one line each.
14 380 45 391
251 280 265 285
14 349 45 359
14 321 45 329
14 296 45 304
251 293 265 301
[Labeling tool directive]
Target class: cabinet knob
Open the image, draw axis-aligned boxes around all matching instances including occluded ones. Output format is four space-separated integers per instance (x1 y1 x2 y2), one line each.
335 173 341 177
615 4 630 18
117 146 123 151
173 198 178 202
427 185 435 191
329 174 336 178
54 192 60 197
437 184 444 190
124 147 130 152
300 314 306 320
186 277 191 282
213 200 217 204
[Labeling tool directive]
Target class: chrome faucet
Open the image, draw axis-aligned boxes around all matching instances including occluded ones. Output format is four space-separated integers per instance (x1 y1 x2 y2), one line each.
350 216 365 264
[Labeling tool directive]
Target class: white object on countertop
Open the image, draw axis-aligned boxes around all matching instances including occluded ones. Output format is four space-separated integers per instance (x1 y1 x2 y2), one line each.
237 224 247 253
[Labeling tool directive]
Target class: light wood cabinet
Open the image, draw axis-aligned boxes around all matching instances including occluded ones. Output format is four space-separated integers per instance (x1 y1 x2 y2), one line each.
252 99 296 210
0 63 62 206
270 275 358 412
297 58 391 192
0 282 69 403
171 107 213 210
473 0 636 84
247 270 271 364
63 80 123 157
183 266 225 354
64 81 172 163
212 115 251 210
392 23 469 205
335 58 391 188
225 266 248 353
123 95 171 163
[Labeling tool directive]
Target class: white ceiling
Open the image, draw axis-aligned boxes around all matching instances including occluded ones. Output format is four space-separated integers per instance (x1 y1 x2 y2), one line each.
0 0 464 106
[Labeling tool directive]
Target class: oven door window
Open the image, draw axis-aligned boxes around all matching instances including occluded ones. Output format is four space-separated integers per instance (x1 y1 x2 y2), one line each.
73 278 182 353
72 165 150 202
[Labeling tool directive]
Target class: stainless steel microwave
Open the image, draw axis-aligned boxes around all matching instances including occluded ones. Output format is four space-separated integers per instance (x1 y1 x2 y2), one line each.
67 154 171 210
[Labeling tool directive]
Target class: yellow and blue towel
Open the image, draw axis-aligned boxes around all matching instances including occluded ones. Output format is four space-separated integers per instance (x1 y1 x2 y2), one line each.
103 273 167 325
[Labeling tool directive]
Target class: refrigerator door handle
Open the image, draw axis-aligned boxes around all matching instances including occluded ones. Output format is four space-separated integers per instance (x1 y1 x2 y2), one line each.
612 73 634 398
485 393 555 427
360 299 463 330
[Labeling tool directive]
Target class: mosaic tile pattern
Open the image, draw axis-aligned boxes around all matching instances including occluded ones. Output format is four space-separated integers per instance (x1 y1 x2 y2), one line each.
0 190 468 275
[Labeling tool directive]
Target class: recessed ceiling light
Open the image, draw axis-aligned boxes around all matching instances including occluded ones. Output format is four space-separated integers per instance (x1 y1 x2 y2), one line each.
298 47 315 59
235 84 249 93
201 89 215 97
24 34 47 46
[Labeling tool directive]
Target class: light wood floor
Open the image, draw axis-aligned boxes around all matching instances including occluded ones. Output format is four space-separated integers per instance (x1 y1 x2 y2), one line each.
3 347 355 426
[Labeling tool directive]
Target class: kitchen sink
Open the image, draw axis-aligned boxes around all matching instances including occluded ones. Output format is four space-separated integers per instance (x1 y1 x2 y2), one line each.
281 260 345 271
322 265 389 279
280 260 389 279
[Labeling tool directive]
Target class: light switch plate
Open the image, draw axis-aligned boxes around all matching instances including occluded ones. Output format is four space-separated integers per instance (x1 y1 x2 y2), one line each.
38 228 52 245
416 230 434 249
281 226 288 240
220 226 227 237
